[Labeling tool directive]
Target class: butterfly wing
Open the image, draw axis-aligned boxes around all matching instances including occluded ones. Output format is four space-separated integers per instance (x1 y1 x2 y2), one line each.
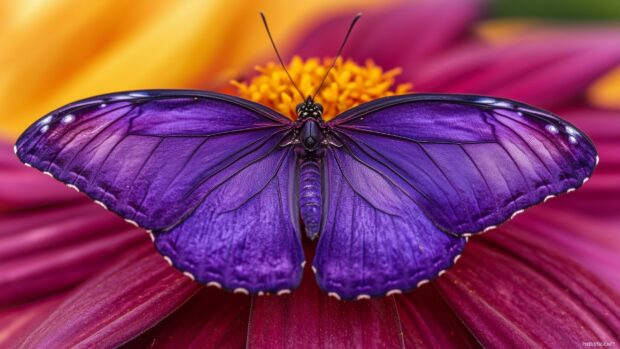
15 90 304 293
316 94 597 299
316 146 467 300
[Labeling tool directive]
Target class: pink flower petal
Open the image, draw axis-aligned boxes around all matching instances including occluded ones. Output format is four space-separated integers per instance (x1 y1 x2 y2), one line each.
0 203 131 260
0 227 146 306
0 294 65 348
292 0 480 74
122 288 250 349
394 284 481 348
16 246 200 349
246 244 480 348
0 143 83 212
511 208 620 291
247 268 404 348
414 33 620 109
436 231 620 347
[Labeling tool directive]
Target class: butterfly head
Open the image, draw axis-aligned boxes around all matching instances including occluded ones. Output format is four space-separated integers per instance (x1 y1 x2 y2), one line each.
296 97 324 120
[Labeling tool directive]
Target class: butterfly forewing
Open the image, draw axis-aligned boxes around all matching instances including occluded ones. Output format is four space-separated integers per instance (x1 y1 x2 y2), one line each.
15 90 304 293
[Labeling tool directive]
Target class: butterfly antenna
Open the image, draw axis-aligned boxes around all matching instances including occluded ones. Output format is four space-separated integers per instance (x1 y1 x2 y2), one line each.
260 12 305 100
311 12 363 101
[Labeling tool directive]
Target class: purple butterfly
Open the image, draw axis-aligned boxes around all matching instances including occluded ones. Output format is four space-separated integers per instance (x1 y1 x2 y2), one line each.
14 15 597 301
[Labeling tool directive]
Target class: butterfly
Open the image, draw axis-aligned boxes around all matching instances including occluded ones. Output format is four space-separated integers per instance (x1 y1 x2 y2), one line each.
13 14 597 301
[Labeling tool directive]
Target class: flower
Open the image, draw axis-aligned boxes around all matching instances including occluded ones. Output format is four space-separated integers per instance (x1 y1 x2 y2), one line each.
2 0 620 347
231 56 411 120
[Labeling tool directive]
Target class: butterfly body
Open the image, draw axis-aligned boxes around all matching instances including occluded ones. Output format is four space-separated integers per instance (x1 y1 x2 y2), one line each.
15 90 597 300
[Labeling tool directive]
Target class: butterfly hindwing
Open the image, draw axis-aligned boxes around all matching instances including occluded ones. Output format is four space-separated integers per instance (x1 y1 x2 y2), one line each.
314 146 467 300
154 145 304 293
15 90 304 293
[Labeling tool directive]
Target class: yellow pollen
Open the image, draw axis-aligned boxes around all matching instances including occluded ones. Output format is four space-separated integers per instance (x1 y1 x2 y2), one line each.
231 56 412 121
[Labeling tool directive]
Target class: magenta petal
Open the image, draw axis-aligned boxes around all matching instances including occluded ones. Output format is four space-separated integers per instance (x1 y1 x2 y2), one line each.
249 293 402 347
511 208 620 291
0 204 148 305
414 33 620 109
16 246 200 348
396 285 481 348
246 247 403 348
436 231 620 347
291 0 480 74
122 288 250 349
0 294 65 348
0 143 83 212
246 244 481 349
0 227 146 305
0 203 132 260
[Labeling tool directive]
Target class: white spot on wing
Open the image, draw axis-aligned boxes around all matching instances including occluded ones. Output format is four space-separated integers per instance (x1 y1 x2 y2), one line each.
328 292 341 300
356 294 370 300
13 145 17 154
39 115 53 125
163 256 173 266
40 125 50 134
492 101 513 108
582 177 589 185
311 266 317 274
94 200 107 210
595 156 600 166
61 114 75 124
417 279 429 287
147 231 155 241
510 209 524 219
475 97 496 104
453 255 462 264
565 126 579 136
66 184 79 192
567 188 576 193
182 271 195 281
543 195 555 202
301 261 306 268
277 289 291 296
545 124 559 134
386 289 402 296
568 136 578 144
124 219 139 227
43 171 54 178
24 163 32 168
233 288 249 295
483 225 496 233
207 281 222 289
438 270 446 277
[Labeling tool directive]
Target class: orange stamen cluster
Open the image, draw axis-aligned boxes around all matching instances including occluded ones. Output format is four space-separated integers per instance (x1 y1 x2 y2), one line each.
231 56 412 121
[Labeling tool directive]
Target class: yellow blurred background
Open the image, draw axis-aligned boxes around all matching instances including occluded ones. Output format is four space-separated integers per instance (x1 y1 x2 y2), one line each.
0 0 394 139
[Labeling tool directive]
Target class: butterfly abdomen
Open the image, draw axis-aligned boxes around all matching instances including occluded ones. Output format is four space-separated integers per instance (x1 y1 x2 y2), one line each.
299 157 322 240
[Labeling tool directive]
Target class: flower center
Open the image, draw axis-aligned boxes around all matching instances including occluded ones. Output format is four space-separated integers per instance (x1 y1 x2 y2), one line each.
231 56 412 121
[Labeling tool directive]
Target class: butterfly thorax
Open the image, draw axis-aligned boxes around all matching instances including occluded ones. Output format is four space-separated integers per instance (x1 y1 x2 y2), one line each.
296 100 325 153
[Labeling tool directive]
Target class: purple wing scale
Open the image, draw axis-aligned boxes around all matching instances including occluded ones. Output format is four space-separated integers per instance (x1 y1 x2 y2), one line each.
15 90 304 293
